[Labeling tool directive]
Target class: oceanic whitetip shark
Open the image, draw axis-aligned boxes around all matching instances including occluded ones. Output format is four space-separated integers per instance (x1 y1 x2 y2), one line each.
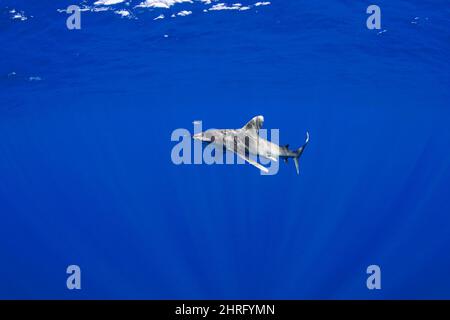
193 115 309 174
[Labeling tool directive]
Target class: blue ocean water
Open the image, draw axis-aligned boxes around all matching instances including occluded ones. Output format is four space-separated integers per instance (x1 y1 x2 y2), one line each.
1 0 449 299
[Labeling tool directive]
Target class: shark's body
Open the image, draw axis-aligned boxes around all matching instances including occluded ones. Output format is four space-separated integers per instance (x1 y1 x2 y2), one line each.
193 116 309 174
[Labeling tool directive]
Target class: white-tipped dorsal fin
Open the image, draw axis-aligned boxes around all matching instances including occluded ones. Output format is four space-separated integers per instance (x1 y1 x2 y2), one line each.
242 115 264 131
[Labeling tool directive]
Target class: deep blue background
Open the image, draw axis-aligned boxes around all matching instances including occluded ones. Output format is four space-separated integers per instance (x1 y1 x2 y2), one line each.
1 0 449 299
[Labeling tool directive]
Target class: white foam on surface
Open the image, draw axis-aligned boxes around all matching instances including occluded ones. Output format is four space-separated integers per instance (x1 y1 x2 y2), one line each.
135 0 193 9
94 0 125 5
9 9 28 21
115 9 131 17
93 7 111 12
177 10 192 16
209 3 248 11
54 0 271 20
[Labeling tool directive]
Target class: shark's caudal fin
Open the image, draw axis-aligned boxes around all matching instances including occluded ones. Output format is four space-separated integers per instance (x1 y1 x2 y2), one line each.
293 132 310 175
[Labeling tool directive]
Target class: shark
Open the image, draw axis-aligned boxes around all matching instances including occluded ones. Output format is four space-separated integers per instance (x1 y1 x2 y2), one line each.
192 115 309 174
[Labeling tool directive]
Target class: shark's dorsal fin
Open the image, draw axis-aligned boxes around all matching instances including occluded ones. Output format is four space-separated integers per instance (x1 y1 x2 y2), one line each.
242 116 264 131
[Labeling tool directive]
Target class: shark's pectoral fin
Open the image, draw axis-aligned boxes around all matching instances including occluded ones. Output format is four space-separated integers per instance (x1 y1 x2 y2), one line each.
231 149 269 173
264 155 278 162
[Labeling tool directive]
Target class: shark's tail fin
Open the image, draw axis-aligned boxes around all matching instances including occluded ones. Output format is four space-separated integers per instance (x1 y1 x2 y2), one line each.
293 132 309 175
